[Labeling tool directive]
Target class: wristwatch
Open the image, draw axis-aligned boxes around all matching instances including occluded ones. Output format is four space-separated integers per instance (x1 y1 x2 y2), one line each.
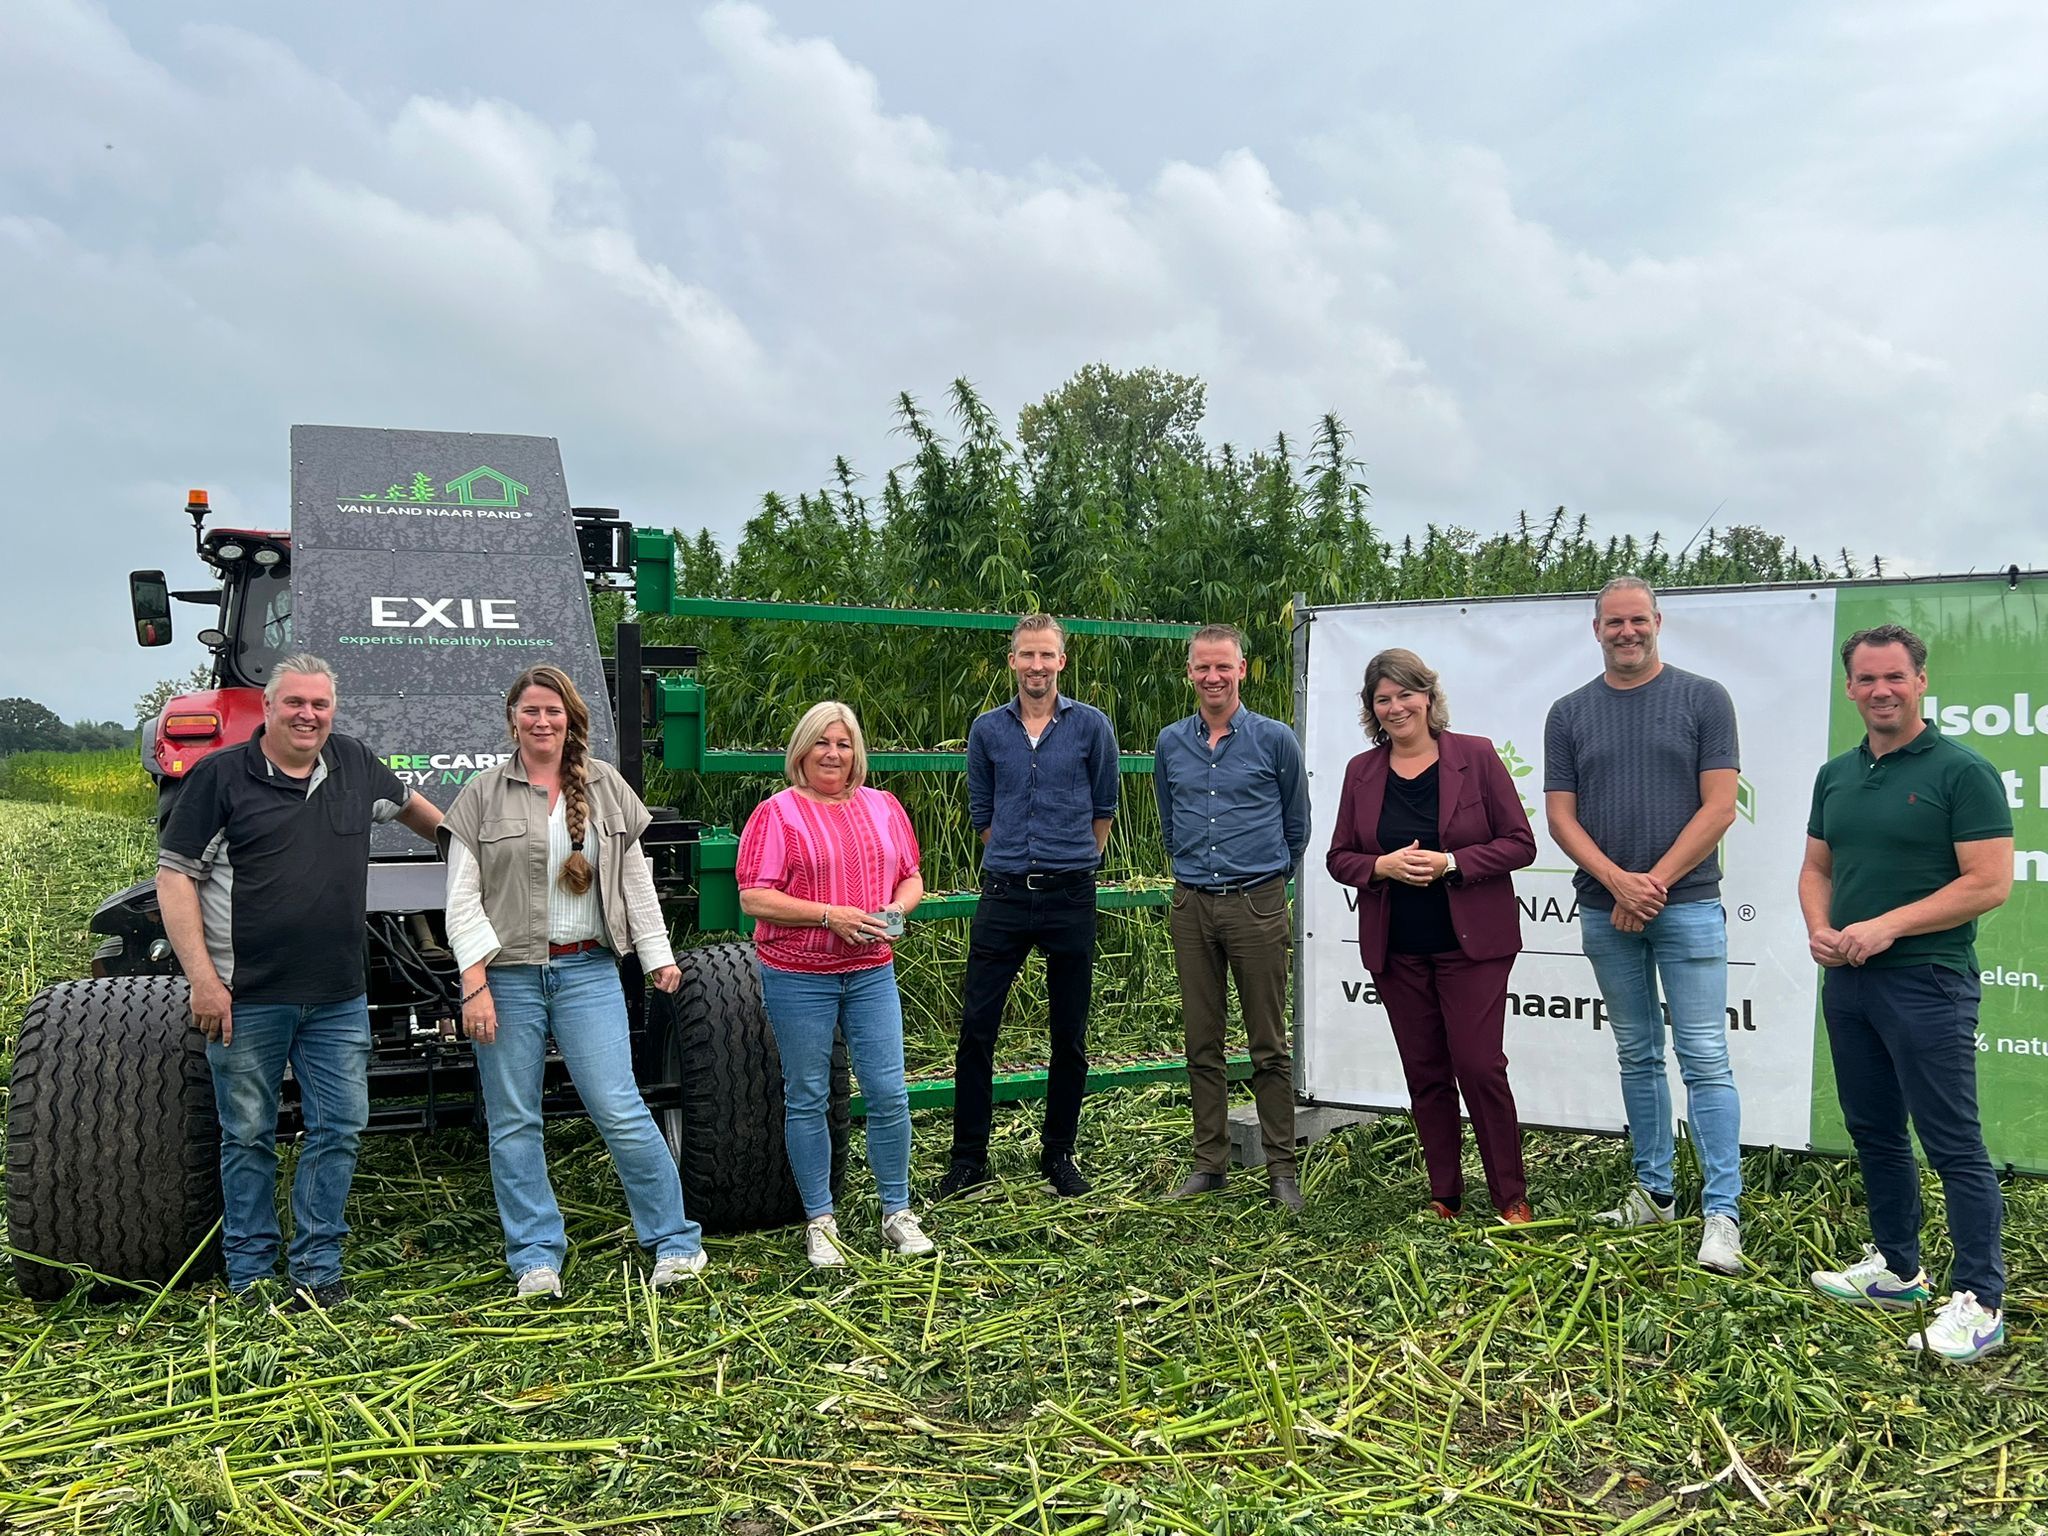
1441 850 1460 883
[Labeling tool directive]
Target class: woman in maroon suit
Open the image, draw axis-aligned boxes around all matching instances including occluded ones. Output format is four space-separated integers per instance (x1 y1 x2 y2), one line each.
1326 648 1538 1222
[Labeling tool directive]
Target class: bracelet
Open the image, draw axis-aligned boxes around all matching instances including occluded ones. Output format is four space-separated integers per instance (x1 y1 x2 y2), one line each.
818 905 831 928
460 982 489 1006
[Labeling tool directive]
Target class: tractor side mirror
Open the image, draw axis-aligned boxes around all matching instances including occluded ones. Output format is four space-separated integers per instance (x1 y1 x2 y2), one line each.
130 571 173 647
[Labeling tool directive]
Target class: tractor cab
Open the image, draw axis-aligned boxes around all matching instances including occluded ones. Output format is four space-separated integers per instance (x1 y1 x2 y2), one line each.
128 491 293 809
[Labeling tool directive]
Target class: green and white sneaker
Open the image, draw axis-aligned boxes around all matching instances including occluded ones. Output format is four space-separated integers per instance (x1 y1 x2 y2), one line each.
1909 1291 2006 1364
1809 1245 1933 1310
1596 1185 1676 1228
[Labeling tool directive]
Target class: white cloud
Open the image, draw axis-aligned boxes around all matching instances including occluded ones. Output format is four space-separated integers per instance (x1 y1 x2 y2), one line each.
1 0 2043 722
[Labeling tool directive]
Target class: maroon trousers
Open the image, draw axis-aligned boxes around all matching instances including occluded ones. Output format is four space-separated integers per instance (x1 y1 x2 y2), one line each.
1371 950 1527 1211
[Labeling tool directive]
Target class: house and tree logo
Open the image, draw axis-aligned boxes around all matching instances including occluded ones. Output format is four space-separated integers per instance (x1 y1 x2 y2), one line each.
351 465 529 508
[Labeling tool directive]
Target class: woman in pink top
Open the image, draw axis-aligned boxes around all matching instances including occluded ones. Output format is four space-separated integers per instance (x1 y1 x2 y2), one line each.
737 700 934 1268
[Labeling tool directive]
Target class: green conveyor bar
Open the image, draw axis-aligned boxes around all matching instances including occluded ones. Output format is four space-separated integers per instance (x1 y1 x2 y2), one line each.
703 749 1157 774
911 884 1177 919
665 595 1194 641
849 1052 1253 1117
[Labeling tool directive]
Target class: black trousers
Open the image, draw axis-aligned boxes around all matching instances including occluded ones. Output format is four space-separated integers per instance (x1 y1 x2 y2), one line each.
950 879 1097 1162
1824 963 2004 1308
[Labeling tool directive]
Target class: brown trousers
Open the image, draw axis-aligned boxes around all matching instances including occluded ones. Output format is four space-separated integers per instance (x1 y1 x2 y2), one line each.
1168 877 1296 1174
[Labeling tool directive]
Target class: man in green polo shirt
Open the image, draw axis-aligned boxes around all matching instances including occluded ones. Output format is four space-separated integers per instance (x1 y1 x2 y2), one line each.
1798 623 2014 1363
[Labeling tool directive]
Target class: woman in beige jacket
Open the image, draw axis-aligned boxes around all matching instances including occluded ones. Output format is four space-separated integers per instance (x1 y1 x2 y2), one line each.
443 665 702 1300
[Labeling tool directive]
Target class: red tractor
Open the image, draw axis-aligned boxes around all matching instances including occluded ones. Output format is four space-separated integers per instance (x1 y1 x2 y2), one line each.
13 436 841 1303
129 490 294 824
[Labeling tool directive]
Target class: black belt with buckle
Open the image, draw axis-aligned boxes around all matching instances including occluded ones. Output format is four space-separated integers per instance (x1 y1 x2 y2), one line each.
984 868 1095 895
1182 870 1288 897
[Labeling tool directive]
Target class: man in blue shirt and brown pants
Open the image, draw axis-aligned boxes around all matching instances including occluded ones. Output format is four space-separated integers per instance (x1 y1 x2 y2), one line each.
940 614 1120 1200
1155 623 1310 1210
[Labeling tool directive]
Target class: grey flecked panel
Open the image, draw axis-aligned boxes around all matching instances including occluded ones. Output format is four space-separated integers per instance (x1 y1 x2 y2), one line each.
290 426 616 860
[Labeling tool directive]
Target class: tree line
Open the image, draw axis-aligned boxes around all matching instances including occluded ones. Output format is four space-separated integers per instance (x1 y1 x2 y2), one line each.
0 699 133 758
641 365 1849 889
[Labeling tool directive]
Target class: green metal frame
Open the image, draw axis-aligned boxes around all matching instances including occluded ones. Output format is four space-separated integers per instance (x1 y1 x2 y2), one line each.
635 537 1239 1115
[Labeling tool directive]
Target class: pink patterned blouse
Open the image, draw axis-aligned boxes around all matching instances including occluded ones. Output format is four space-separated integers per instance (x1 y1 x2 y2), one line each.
736 786 923 974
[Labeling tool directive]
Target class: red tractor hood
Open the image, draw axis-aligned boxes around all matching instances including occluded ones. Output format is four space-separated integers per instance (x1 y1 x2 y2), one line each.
148 686 266 782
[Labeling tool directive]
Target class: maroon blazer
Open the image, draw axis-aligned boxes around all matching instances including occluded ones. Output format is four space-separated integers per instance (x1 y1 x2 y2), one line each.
1325 730 1537 973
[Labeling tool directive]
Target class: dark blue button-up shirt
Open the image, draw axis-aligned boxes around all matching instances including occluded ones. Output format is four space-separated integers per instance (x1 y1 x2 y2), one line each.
1153 704 1308 886
967 693 1120 873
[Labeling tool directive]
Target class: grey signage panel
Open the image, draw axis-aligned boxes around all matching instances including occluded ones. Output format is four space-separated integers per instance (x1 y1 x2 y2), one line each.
289 425 614 854
298 550 597 696
291 425 573 558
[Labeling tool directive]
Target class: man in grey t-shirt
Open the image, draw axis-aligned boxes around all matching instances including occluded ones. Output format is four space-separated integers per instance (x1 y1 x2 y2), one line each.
1544 577 1744 1276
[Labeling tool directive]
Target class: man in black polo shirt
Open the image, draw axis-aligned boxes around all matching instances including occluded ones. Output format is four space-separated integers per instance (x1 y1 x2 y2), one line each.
157 654 442 1306
1800 623 2014 1363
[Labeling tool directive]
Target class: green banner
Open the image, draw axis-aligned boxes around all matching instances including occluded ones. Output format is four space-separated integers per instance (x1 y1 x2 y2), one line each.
1810 578 2048 1170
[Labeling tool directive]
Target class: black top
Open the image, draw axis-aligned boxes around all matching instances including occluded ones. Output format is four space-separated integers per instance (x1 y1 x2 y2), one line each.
1376 760 1457 956
158 729 409 1004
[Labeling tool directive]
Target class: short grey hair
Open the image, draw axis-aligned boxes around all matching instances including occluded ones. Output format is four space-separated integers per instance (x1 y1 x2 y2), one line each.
265 653 339 704
1595 575 1658 617
1187 623 1245 661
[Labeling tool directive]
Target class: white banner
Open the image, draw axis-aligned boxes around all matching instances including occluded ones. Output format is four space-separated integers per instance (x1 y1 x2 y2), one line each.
1298 588 1836 1148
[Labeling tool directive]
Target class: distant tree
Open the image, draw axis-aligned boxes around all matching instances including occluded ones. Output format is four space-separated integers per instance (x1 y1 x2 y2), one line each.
66 719 133 751
0 698 69 755
134 665 215 725
1017 364 1208 483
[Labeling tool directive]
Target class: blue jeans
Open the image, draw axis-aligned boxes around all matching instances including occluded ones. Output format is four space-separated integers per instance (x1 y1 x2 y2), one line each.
472 949 701 1276
207 994 370 1291
1581 899 1742 1217
758 960 912 1220
1824 964 2003 1308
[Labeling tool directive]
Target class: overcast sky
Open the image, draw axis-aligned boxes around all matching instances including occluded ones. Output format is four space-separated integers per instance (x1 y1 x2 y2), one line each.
4 0 2044 722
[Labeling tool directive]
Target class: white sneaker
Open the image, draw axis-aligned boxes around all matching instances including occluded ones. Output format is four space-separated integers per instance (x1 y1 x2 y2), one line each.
1697 1213 1742 1275
515 1266 563 1300
805 1215 847 1268
881 1208 935 1256
1597 1185 1676 1227
1810 1244 1933 1310
650 1250 708 1288
1908 1291 2006 1364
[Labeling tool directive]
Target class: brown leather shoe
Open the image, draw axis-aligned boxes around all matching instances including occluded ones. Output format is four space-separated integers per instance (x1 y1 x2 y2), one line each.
1268 1171 1304 1212
1170 1170 1228 1199
1499 1200 1535 1225
1426 1199 1460 1221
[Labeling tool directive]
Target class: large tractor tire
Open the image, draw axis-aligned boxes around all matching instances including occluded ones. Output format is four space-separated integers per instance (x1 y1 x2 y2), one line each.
6 977 222 1301
653 942 847 1232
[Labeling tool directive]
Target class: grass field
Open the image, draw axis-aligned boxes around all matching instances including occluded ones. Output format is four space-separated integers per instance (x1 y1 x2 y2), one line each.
0 748 156 819
2 799 2046 1534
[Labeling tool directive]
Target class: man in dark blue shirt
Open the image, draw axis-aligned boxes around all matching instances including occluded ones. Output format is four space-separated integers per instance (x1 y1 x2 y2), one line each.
940 614 1120 1199
1154 624 1309 1209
